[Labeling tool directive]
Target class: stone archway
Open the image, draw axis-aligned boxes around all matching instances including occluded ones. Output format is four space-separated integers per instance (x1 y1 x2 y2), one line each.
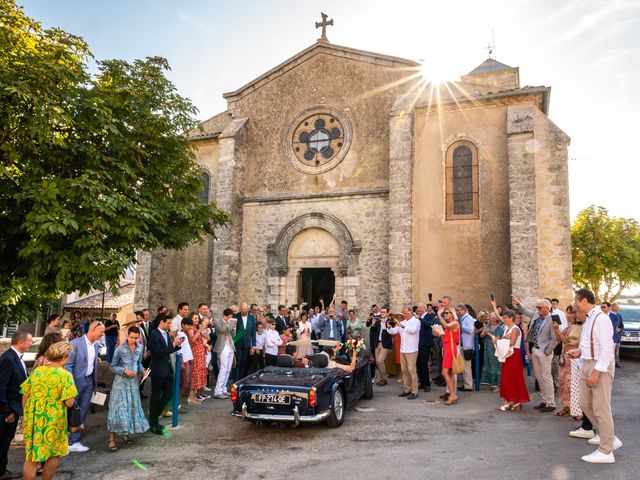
266 213 361 308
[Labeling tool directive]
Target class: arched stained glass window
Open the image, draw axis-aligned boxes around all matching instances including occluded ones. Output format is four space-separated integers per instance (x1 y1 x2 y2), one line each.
198 171 210 203
446 141 479 219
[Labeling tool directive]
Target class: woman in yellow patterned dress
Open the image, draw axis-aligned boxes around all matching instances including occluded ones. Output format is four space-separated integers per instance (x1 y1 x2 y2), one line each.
21 342 77 480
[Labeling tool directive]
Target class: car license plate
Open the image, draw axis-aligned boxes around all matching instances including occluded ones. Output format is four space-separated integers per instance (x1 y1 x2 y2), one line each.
622 336 639 342
252 393 291 404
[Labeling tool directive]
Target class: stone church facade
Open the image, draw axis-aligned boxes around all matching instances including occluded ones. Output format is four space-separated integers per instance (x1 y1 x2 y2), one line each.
134 36 573 315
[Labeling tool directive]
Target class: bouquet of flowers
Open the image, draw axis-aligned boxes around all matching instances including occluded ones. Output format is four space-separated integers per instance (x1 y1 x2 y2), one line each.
346 336 366 354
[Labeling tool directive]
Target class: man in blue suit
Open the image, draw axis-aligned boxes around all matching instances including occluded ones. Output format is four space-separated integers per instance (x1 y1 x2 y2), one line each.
65 321 105 453
320 307 343 341
0 331 32 480
233 303 256 381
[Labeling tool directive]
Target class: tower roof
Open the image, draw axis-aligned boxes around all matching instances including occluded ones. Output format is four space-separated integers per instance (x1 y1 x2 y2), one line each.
467 58 515 75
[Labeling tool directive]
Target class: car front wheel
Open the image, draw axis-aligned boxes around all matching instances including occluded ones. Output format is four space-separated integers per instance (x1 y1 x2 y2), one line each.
325 388 345 428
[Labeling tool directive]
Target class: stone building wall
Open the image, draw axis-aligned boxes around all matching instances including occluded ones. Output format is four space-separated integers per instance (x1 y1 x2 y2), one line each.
239 192 389 313
533 109 573 307
412 102 513 310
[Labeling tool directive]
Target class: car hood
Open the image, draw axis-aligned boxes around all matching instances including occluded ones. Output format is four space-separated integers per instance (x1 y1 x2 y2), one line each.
623 321 640 331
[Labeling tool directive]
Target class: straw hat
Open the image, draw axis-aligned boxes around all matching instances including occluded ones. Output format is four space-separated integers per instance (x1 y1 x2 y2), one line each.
120 312 139 327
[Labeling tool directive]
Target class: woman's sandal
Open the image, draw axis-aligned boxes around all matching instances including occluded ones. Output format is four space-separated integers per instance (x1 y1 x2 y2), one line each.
122 436 134 445
444 397 458 405
509 403 522 411
555 407 570 417
499 402 514 411
108 441 118 452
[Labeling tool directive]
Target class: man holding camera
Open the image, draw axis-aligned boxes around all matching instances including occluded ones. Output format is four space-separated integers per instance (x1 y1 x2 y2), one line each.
320 306 343 341
456 304 476 392
514 296 558 412
368 306 394 386
387 307 421 399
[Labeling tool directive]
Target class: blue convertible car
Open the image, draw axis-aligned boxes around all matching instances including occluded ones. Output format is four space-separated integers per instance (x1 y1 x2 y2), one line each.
230 351 373 427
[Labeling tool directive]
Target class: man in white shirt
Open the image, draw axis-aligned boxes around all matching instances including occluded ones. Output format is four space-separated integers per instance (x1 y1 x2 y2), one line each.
569 288 622 464
171 302 190 334
387 306 421 399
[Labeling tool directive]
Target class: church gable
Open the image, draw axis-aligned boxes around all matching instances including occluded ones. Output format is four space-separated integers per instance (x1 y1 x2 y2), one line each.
223 41 419 109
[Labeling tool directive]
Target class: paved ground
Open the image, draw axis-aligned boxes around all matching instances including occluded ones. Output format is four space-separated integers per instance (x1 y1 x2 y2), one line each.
7 350 639 480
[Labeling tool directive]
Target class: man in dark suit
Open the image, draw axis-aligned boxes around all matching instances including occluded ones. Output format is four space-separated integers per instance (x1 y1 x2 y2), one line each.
66 321 105 452
233 303 256 381
274 304 290 334
148 314 183 434
367 306 394 386
0 331 32 480
416 303 435 392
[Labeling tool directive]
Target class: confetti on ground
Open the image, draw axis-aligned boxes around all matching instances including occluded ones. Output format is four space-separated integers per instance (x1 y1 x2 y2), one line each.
132 460 148 472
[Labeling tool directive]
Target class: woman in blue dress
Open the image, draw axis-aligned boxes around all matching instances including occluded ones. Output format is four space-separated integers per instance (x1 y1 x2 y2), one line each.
107 326 149 451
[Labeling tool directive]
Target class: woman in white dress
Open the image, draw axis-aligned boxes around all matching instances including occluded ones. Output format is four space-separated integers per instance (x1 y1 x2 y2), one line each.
296 312 314 356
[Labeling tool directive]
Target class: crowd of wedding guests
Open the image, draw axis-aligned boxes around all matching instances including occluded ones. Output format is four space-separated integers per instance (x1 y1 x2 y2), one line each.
0 287 625 479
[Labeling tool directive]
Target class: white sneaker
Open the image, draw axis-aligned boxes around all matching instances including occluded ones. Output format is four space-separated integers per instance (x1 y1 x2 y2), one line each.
569 428 595 439
587 435 623 450
68 442 89 453
581 450 615 463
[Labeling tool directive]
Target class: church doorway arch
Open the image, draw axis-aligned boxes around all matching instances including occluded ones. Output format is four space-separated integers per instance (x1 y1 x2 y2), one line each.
266 213 361 309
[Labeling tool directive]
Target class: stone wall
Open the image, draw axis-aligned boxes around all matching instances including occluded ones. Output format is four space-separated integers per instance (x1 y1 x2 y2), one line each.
507 104 540 308
533 109 573 307
412 102 513 310
388 95 414 309
238 192 389 313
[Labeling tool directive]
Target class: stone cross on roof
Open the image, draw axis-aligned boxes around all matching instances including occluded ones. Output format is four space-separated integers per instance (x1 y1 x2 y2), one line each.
315 12 334 42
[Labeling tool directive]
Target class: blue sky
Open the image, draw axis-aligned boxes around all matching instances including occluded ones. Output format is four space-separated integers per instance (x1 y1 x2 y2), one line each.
19 0 640 221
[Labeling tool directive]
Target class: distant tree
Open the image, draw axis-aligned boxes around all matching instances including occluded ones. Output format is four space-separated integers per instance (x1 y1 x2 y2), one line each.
0 0 229 320
571 206 640 303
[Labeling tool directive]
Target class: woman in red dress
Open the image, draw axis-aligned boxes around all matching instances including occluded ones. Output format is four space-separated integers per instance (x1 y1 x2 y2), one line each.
494 310 530 411
189 313 209 401
435 308 460 405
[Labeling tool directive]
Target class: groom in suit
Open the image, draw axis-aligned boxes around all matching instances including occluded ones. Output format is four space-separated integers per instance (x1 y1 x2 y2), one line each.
66 321 104 452
232 303 256 381
0 330 32 480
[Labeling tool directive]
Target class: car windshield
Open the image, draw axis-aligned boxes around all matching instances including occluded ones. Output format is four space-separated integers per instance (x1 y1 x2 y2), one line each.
619 307 640 323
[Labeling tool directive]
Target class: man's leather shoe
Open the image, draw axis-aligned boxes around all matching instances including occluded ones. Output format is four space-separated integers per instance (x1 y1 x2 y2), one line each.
407 393 418 400
539 405 555 412
398 391 410 397
533 402 546 410
150 425 165 435
423 385 431 392
0 470 22 479
457 387 473 392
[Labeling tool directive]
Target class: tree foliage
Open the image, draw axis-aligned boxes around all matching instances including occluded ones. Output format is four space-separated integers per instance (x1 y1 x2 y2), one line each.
571 206 640 303
0 0 229 320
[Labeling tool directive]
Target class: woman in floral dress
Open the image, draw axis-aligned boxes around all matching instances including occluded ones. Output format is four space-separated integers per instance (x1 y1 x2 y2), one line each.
480 312 504 391
189 312 210 401
21 342 77 480
107 326 149 451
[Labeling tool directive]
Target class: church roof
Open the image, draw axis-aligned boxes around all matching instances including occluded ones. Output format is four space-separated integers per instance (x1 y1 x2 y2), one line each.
467 58 515 75
222 41 419 103
190 110 234 141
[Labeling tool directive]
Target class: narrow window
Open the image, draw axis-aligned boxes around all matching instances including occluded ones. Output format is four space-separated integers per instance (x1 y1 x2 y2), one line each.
446 141 479 220
198 171 210 203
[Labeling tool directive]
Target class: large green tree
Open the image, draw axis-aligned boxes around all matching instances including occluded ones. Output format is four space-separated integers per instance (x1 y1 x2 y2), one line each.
0 0 228 320
571 206 640 303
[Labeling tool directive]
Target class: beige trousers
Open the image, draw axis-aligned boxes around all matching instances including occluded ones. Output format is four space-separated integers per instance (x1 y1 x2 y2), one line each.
579 360 616 454
375 344 391 380
400 351 419 394
531 347 555 406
